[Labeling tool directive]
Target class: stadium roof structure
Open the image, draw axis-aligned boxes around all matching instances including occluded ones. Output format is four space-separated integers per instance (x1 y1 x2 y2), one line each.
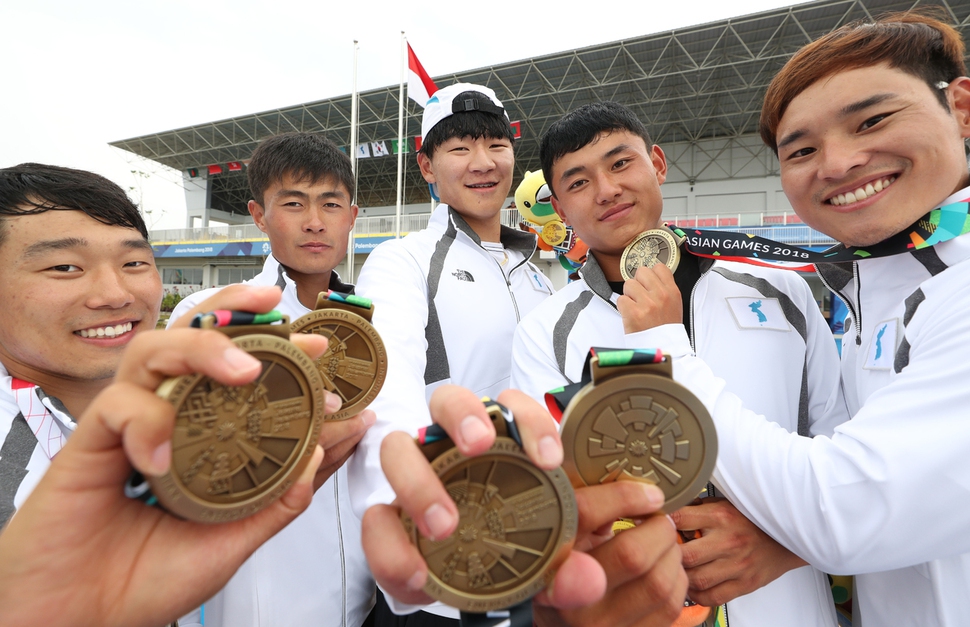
112 0 970 217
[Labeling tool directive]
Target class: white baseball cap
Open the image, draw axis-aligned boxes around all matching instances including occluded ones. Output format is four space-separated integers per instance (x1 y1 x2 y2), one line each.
420 83 509 141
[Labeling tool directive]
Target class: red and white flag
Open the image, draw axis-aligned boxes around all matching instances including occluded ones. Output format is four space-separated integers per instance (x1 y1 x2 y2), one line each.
407 44 438 108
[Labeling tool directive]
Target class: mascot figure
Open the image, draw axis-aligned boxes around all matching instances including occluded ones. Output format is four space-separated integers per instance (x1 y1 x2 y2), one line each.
515 170 588 271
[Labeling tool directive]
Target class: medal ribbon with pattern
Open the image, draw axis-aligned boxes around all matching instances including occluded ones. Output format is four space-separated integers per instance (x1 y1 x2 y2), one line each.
670 194 970 270
318 289 374 311
544 348 664 423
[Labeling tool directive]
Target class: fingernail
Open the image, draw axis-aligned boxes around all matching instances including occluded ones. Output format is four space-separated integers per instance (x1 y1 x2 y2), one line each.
423 502 455 540
361 411 377 427
407 570 427 591
223 347 260 375
151 440 171 475
459 415 490 447
324 391 342 414
667 514 677 530
537 435 563 467
642 483 665 508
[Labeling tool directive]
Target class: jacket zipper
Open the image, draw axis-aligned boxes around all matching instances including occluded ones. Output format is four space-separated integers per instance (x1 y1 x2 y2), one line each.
816 263 862 346
490 243 533 323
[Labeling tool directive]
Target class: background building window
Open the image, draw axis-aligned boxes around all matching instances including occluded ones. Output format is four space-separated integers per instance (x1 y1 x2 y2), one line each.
162 268 203 285
218 267 260 285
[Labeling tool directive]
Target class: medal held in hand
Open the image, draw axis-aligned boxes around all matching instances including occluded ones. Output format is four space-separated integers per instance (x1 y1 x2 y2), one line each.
290 290 387 421
547 348 717 513
620 227 684 280
402 401 577 625
146 310 325 523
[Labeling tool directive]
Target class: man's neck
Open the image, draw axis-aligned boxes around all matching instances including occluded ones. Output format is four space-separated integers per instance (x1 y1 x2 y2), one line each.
1 358 107 420
451 208 502 243
284 266 333 309
592 250 624 282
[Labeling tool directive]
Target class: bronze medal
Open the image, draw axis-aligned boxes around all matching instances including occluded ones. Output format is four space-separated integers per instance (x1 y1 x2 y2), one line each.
402 437 577 612
620 228 681 280
150 331 325 523
291 297 387 421
560 358 717 513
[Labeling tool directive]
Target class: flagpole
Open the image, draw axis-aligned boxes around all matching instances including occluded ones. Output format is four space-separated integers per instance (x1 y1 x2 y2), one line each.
395 31 406 240
348 39 359 279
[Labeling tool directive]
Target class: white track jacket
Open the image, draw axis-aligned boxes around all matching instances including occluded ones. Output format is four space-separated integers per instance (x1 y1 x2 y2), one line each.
349 204 554 517
653 185 970 626
510 253 848 627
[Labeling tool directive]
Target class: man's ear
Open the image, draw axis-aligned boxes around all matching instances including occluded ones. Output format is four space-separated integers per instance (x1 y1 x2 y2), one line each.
948 77 970 138
350 204 359 223
248 200 268 233
550 194 570 226
417 152 436 184
650 145 668 186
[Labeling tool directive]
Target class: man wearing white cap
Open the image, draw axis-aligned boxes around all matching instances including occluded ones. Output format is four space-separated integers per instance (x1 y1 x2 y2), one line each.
350 83 555 625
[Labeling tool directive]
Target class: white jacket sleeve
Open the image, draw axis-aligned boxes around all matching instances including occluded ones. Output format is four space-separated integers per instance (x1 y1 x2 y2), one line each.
677 291 970 574
347 241 435 519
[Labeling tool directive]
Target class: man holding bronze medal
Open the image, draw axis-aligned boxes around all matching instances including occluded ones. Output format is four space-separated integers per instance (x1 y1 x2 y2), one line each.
634 12 970 626
169 133 378 627
506 101 848 626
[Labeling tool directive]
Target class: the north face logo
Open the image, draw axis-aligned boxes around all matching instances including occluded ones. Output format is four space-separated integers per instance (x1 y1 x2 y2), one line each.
452 269 475 282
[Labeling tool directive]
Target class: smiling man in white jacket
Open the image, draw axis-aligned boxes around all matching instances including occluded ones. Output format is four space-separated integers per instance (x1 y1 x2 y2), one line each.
169 133 376 627
627 12 970 626
509 101 848 627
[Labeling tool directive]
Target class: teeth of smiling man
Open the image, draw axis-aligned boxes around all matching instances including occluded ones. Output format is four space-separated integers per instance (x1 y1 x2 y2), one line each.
830 176 896 206
78 322 133 338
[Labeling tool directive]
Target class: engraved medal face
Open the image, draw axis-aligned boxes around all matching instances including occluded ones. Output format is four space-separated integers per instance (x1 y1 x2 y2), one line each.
620 229 681 280
560 373 717 513
291 309 387 420
402 438 577 612
150 333 324 523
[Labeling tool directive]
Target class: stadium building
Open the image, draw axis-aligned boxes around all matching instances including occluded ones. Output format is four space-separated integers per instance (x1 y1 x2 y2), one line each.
112 0 970 338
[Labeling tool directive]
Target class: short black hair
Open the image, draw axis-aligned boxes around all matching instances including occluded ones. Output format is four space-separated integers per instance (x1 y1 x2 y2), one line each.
419 91 516 159
540 102 653 196
247 132 355 206
0 163 148 247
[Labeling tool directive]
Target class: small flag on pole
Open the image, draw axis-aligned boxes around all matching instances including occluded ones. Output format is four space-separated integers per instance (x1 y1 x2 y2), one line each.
372 141 389 157
357 144 371 159
510 121 522 139
227 161 243 171
207 164 223 175
392 138 411 154
407 44 438 108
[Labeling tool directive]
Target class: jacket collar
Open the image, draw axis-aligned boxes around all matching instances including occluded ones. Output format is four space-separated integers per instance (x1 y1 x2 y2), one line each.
431 203 538 259
577 253 616 306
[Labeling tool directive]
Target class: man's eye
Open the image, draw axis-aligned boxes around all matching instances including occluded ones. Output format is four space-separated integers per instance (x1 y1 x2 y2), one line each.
49 264 80 272
568 179 586 191
860 114 888 131
786 147 815 160
612 159 629 169
125 260 150 268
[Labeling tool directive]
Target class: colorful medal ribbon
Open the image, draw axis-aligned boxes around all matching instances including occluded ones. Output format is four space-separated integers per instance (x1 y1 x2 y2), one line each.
190 309 284 329
417 398 523 448
669 194 970 270
320 290 373 311
544 348 665 423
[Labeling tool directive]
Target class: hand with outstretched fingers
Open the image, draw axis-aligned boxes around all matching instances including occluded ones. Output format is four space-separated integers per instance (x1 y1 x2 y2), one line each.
0 325 329 627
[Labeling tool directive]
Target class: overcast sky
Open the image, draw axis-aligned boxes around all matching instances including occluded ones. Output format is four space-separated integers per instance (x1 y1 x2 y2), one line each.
0 0 807 230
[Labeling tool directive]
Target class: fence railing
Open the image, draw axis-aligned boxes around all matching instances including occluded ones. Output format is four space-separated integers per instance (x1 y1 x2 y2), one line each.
150 210 834 248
